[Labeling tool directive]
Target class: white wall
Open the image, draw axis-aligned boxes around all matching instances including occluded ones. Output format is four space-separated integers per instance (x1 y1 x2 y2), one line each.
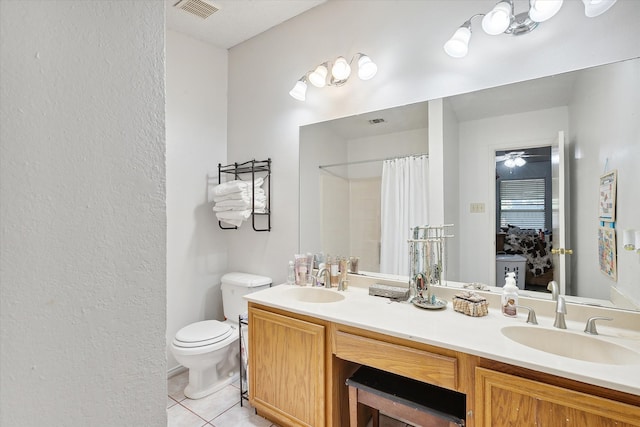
457 107 569 285
0 1 166 426
226 0 640 284
166 30 229 372
299 124 348 255
569 59 640 305
300 126 427 271
347 129 428 179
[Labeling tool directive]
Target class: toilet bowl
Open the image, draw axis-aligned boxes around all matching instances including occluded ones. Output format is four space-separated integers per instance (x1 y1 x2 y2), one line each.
171 320 239 399
170 272 272 400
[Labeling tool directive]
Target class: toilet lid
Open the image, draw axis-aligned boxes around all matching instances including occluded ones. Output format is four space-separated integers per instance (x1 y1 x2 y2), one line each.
173 320 234 348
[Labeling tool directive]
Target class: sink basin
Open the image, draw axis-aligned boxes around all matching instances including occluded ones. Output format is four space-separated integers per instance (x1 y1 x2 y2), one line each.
284 287 346 303
501 325 640 365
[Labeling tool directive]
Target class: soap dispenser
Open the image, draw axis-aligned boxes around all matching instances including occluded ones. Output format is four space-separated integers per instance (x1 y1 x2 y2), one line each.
501 272 518 317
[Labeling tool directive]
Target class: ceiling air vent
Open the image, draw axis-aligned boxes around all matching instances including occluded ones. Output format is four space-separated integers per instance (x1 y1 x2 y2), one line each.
368 118 386 125
174 0 219 20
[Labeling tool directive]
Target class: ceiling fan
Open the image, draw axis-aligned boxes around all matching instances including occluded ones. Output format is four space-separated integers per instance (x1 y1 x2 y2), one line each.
495 151 543 167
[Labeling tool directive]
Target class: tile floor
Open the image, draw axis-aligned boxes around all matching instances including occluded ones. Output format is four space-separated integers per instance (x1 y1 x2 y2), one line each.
167 370 410 427
168 371 273 427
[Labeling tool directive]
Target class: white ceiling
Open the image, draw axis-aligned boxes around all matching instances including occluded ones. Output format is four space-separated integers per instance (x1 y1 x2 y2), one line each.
165 0 326 49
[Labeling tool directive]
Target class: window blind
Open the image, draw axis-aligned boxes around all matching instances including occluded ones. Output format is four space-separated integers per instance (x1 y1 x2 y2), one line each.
499 178 546 229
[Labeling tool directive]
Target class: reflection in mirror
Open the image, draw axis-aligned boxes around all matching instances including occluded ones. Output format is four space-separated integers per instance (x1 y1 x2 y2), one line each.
299 102 428 275
300 58 640 311
495 146 553 293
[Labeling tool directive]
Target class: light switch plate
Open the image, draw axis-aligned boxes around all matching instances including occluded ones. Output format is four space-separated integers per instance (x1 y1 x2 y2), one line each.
470 202 485 213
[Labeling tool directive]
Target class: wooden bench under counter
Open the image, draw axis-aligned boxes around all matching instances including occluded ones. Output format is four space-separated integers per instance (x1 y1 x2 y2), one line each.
346 365 466 427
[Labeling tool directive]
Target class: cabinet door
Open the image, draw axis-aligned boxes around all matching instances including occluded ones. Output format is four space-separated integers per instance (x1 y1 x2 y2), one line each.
249 307 325 427
475 367 640 426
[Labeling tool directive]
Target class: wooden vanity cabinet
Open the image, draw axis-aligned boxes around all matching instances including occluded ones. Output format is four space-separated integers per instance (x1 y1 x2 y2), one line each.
248 304 327 427
475 367 640 427
248 303 640 427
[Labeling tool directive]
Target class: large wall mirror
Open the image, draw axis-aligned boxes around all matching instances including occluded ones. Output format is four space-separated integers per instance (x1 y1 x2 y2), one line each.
300 57 639 312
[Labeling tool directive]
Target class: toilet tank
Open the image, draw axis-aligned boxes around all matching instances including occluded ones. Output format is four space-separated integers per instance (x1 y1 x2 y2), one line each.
221 272 272 321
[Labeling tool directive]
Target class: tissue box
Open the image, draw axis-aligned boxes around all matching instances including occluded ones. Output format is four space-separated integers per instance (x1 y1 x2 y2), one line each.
452 291 489 317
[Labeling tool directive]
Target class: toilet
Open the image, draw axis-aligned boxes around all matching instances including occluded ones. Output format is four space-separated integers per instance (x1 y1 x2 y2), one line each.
171 272 271 399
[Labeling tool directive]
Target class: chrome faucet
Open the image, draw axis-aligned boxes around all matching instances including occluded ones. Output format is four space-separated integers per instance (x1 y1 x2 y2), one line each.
547 280 559 301
315 267 331 288
584 316 613 335
553 296 567 329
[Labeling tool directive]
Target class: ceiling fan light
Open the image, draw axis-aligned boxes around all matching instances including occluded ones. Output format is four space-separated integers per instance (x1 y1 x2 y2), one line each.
444 25 471 58
529 0 564 22
331 57 351 81
308 64 328 88
289 79 307 101
357 55 378 80
504 158 516 168
582 0 617 17
482 1 513 35
514 157 527 167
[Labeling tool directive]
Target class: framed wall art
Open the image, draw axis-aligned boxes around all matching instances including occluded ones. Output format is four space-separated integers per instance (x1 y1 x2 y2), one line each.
598 169 617 222
598 226 617 281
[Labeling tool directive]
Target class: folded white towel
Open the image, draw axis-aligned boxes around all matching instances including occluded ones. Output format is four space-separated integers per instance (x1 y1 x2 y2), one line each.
215 208 266 228
213 188 266 203
213 198 266 212
212 178 264 197
216 210 251 227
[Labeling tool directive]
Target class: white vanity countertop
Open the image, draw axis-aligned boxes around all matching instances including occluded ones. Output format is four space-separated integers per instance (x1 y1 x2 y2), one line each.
245 284 640 396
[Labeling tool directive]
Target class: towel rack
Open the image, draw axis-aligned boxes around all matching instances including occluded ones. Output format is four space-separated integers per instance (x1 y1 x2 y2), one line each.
217 158 271 232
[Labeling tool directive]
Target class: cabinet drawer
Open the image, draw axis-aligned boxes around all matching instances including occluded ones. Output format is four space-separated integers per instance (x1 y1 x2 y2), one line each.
334 330 457 390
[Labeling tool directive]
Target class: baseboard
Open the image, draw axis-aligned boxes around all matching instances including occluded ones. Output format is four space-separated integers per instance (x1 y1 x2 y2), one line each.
167 365 187 379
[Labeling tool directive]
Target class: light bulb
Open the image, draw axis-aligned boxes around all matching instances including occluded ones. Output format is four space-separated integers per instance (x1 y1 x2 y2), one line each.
482 1 513 35
289 79 307 101
504 158 516 168
331 57 351 81
582 0 617 17
529 0 564 22
357 55 378 80
308 64 328 88
514 157 526 167
444 25 471 58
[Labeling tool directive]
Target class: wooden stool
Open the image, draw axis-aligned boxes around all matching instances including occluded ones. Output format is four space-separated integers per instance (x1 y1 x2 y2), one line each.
346 366 465 427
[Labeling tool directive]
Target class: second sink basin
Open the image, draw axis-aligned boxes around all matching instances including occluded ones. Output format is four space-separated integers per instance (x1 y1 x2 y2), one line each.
501 325 640 365
284 287 346 303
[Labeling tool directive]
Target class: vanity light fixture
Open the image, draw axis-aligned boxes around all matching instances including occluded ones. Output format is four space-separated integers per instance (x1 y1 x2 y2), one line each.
289 53 378 101
444 0 618 58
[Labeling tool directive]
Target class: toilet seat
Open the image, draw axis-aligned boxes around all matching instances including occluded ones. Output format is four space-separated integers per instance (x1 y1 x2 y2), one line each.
173 320 234 349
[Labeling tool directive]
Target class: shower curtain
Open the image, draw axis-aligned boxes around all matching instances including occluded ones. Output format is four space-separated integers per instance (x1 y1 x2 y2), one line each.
380 155 429 275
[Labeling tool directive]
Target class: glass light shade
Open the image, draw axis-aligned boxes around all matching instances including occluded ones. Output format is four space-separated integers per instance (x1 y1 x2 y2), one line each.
308 65 328 88
582 0 617 17
444 26 471 58
331 57 351 81
529 0 564 22
504 158 516 168
357 55 378 80
289 80 307 101
514 157 527 167
482 2 513 35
